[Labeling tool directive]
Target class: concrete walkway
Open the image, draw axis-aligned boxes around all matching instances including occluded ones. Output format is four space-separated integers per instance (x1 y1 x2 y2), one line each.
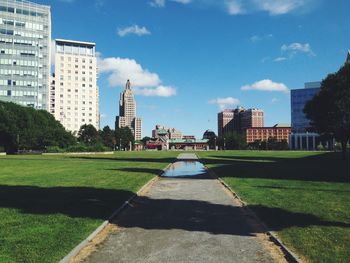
84 154 278 263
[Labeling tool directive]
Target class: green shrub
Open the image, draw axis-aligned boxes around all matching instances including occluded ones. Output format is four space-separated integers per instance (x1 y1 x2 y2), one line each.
46 146 64 153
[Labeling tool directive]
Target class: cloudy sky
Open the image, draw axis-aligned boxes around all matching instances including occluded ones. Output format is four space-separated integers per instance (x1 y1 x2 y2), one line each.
46 0 349 137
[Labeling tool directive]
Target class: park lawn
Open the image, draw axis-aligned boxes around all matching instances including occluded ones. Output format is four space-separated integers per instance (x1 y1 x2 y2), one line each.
198 151 350 263
0 151 178 263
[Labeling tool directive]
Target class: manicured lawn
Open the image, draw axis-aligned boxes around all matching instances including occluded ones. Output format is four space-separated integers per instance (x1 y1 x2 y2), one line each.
198 151 350 263
0 151 178 263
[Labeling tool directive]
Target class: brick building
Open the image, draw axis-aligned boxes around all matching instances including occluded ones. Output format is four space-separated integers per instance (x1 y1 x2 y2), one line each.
245 124 291 144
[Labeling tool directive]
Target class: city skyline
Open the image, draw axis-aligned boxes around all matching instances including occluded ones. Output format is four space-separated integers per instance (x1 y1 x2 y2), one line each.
2 0 350 138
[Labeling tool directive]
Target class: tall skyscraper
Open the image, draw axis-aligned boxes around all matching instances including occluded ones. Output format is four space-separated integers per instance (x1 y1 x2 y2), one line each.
0 0 51 110
50 39 99 134
116 80 142 140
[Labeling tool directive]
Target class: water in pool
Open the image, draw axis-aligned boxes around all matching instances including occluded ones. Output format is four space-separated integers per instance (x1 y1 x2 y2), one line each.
162 161 206 177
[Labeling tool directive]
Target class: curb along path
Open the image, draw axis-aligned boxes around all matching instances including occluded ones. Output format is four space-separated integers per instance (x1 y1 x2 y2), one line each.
81 153 283 263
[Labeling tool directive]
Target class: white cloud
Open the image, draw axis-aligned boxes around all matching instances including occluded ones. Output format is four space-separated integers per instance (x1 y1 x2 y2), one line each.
274 57 287 62
253 0 307 15
134 86 177 97
250 33 273 43
149 0 191 8
226 0 244 15
117 25 151 37
209 97 241 110
241 79 289 93
98 56 176 97
98 57 160 87
149 0 165 7
150 0 313 16
281 42 315 56
271 97 279 103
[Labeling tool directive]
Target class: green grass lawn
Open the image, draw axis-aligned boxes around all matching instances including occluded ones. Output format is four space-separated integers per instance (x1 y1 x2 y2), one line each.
198 151 350 263
0 151 178 263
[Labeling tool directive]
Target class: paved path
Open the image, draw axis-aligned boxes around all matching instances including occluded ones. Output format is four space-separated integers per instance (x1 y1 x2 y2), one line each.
84 154 277 263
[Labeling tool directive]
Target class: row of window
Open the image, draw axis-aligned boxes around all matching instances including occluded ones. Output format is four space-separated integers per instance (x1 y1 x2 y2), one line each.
58 100 94 105
0 28 46 39
0 18 44 31
56 44 94 56
0 58 42 67
0 79 38 87
59 56 94 64
0 6 47 18
0 37 45 48
0 48 39 57
0 89 37 97
0 68 39 77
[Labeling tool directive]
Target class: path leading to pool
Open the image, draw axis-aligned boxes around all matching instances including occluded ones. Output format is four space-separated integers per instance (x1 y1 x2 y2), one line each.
83 153 282 263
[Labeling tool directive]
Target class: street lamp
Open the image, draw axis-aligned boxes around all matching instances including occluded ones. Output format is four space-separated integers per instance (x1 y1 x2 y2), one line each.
214 137 217 151
224 138 226 151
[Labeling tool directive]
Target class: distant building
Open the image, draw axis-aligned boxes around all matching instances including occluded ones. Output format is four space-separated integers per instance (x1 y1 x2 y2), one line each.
217 109 234 137
289 81 321 150
182 135 196 140
152 125 182 140
0 0 51 110
115 80 142 140
169 138 209 151
50 39 99 134
245 124 291 144
218 107 264 136
240 108 264 130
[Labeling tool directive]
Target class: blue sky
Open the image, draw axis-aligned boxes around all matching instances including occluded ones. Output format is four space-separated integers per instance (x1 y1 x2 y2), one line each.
43 0 349 137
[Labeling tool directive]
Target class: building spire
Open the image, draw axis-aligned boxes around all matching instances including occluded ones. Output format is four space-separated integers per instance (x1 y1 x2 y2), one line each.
126 79 131 90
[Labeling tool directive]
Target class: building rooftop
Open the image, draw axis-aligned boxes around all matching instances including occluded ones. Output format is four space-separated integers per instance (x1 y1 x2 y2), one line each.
273 123 291 128
55 39 96 47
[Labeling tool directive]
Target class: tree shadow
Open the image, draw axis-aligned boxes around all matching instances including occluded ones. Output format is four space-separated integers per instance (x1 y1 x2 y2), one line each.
69 156 176 164
0 185 134 220
254 185 350 193
0 185 348 236
201 152 350 183
107 167 164 176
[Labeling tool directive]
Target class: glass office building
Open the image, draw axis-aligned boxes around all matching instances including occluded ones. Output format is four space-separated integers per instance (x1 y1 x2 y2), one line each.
290 82 321 150
0 0 51 110
291 82 321 133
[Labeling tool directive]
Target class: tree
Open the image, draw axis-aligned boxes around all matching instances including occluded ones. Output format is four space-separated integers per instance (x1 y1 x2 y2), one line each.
219 132 247 150
0 101 75 153
78 124 99 145
141 136 152 146
100 126 116 149
115 127 134 150
304 63 350 159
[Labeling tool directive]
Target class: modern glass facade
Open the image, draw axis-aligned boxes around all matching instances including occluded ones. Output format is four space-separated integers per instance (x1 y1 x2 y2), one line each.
291 82 321 133
0 0 51 110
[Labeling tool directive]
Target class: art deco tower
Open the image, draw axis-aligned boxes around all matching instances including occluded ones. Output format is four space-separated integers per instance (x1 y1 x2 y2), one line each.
115 80 142 140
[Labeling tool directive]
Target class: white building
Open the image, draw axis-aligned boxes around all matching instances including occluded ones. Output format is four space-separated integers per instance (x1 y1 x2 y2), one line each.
0 0 51 110
50 39 99 134
116 80 142 140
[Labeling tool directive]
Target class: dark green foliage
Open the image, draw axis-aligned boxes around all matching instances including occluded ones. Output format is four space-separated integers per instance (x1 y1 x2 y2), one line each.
0 102 75 153
203 130 217 149
218 132 247 150
115 127 135 150
78 124 100 145
304 63 350 159
141 136 152 146
99 126 116 150
249 138 289 150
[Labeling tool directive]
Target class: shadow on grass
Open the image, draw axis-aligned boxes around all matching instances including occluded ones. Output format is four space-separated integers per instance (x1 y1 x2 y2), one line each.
69 156 176 164
1 184 348 236
254 185 350 193
202 152 350 183
106 167 164 175
0 185 134 220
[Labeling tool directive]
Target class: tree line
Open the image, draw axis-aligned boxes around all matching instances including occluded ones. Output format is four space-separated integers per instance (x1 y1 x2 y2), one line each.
0 101 135 153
